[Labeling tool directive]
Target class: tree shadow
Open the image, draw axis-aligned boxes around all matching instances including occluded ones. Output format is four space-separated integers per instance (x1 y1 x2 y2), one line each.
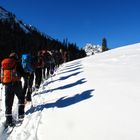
34 78 86 96
26 89 94 115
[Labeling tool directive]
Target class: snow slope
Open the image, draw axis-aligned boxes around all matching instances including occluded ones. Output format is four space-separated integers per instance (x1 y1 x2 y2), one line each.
0 43 140 140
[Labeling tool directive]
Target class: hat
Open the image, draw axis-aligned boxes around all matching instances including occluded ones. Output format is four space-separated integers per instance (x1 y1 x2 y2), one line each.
9 52 18 60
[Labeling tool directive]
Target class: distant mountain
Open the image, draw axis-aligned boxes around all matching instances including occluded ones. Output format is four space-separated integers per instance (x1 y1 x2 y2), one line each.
0 6 54 58
0 6 10 19
0 6 31 33
0 6 86 60
82 43 102 56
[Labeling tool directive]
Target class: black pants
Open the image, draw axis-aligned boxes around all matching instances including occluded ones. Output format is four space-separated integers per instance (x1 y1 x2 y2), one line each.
35 68 42 88
42 67 46 79
5 81 24 123
46 66 50 78
47 63 55 76
23 73 34 98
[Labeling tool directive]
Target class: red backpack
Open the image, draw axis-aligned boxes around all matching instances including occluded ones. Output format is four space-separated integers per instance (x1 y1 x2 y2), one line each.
1 58 20 84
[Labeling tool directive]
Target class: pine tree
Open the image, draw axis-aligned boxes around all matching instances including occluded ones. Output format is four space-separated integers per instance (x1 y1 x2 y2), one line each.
102 38 108 52
0 14 86 61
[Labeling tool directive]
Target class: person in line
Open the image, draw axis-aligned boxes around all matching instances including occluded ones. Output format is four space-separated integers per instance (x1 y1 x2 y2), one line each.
35 51 44 89
21 53 35 102
1 52 26 127
23 72 34 102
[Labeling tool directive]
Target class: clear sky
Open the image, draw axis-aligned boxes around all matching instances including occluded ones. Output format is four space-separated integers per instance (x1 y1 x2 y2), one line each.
0 0 140 49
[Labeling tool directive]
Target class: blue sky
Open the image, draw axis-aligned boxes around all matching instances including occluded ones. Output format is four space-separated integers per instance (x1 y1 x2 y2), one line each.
0 0 140 49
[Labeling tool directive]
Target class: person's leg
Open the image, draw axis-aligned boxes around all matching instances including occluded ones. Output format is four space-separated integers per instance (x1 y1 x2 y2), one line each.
5 84 15 125
23 76 28 97
43 67 46 79
14 82 25 119
38 68 42 88
47 65 50 78
26 73 34 101
35 68 40 88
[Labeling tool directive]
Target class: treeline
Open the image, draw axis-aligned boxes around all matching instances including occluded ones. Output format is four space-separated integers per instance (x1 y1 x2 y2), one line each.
0 16 86 61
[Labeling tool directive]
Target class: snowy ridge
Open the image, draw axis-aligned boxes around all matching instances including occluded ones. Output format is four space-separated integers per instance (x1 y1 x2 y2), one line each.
0 43 140 140
15 18 30 33
0 6 54 39
0 6 30 33
83 43 102 56
0 6 11 20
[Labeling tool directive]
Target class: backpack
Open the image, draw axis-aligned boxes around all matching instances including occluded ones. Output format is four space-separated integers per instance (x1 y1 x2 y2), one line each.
44 52 53 67
35 55 45 68
21 54 35 73
1 58 20 84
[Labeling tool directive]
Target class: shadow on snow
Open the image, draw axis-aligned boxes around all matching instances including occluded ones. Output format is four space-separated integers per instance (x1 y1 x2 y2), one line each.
59 71 83 81
58 67 83 75
26 61 91 114
34 78 86 96
26 89 94 115
42 70 83 88
61 64 82 71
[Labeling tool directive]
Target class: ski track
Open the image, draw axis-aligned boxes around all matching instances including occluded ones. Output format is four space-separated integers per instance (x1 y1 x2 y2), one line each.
9 92 44 140
5 67 62 140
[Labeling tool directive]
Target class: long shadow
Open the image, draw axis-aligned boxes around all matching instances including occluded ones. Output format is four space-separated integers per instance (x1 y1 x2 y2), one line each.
44 66 83 86
65 61 81 67
43 78 59 87
26 89 94 115
59 71 83 81
51 78 86 92
34 78 86 96
58 67 83 75
42 71 82 88
62 64 82 71
65 63 82 68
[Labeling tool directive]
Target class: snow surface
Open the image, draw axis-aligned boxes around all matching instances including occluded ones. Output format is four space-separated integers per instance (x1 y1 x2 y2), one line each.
0 43 140 140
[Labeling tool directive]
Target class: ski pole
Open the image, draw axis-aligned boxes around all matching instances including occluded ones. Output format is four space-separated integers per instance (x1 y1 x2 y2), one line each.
0 84 3 112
